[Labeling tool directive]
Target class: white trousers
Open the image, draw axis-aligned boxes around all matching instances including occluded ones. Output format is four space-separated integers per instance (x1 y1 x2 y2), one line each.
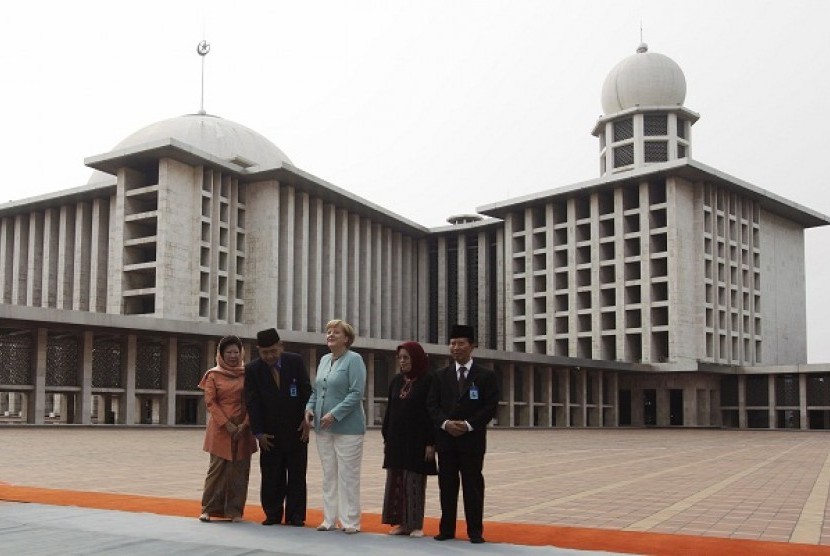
315 431 364 530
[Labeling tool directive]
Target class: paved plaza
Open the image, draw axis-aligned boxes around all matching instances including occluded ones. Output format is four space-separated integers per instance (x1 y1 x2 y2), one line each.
2 427 830 553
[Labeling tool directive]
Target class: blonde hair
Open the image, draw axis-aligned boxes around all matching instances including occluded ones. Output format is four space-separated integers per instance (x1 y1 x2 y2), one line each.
326 319 356 347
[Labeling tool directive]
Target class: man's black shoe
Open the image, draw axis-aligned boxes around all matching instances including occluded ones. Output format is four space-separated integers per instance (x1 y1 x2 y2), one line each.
288 520 305 527
469 537 486 544
261 517 280 526
434 533 455 541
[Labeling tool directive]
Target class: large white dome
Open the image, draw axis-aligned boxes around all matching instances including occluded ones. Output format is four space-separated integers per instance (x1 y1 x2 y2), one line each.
88 113 291 184
601 43 686 115
114 113 292 167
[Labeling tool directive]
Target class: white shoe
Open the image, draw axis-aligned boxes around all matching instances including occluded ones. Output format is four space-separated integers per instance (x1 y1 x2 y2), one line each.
389 525 409 535
198 513 210 522
317 523 338 531
344 527 360 534
409 529 424 537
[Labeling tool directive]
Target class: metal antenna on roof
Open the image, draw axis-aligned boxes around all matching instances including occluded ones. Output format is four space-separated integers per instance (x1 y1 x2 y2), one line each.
197 39 211 115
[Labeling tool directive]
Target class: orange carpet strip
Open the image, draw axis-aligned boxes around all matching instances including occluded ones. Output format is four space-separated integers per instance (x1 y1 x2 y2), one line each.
2 484 829 555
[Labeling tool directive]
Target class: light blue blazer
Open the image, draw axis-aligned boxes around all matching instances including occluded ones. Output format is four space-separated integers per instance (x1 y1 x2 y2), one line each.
306 350 367 435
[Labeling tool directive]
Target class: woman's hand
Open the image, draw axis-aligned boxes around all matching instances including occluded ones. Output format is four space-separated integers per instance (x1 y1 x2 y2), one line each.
425 445 436 461
225 421 239 434
320 412 336 429
232 422 248 440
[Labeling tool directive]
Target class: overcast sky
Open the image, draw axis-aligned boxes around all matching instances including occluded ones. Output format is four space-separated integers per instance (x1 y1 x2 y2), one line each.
1 0 828 361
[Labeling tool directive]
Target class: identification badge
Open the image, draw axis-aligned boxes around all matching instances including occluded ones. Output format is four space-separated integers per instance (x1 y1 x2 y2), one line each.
469 385 479 400
289 383 298 397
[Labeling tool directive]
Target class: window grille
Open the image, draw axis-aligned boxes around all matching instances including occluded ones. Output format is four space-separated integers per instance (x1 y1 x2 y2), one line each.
613 144 634 168
644 114 668 136
644 141 668 162
614 119 633 141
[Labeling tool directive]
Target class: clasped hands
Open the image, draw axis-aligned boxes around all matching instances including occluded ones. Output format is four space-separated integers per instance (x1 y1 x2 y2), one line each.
306 409 335 430
224 419 247 440
445 420 469 437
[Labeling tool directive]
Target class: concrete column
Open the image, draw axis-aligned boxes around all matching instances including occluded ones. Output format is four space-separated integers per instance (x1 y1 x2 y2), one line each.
525 365 534 427
614 188 626 361
768 375 776 429
365 352 375 427
41 208 59 308
376 225 387 338
120 334 137 425
89 198 109 313
0 218 13 303
436 237 447 343
162 337 178 425
73 202 92 311
79 331 93 424
507 363 515 427
478 231 490 349
457 233 467 326
27 212 44 306
562 368 571 427
638 182 652 362
799 373 808 430
308 198 323 333
390 231 402 340
335 209 349 321
359 218 371 335
416 238 429 342
597 370 604 427
502 215 515 349
278 185 296 329
738 374 747 429
543 366 553 427
566 201 578 357
293 192 309 332
320 204 335 327
610 372 619 427
29 328 48 424
580 369 588 427
56 205 76 309
346 213 360 328
12 214 29 305
106 188 124 314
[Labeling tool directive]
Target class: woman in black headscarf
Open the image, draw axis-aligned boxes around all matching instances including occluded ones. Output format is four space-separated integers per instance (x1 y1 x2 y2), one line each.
381 341 437 537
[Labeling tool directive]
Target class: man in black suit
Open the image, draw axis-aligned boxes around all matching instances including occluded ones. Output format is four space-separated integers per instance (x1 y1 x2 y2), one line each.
245 328 312 526
426 324 500 544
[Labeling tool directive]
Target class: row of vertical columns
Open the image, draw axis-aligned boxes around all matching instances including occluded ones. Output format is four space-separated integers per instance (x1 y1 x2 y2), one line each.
0 200 108 312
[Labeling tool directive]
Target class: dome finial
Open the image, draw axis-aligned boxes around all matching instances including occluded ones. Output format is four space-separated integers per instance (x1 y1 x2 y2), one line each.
637 21 648 53
197 40 211 115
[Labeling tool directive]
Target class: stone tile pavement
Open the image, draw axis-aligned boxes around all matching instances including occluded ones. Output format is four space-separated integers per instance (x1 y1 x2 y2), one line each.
2 427 830 546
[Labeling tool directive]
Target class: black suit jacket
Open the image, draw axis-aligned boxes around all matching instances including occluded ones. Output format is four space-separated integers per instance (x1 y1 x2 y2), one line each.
426 361 499 454
245 352 312 453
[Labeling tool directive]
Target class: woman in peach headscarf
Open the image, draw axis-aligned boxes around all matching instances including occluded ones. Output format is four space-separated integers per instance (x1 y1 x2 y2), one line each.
198 334 257 522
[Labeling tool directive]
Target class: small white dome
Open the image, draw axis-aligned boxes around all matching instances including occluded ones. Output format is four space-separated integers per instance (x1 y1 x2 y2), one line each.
601 43 687 115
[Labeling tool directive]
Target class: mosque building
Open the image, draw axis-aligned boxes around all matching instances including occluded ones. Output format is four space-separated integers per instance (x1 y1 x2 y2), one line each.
1 43 828 429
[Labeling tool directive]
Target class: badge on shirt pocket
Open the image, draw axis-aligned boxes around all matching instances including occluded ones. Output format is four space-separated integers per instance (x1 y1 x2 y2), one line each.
289 381 298 398
469 384 479 400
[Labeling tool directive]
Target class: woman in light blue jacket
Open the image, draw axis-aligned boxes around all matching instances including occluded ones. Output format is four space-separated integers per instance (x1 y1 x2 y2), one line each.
305 319 366 533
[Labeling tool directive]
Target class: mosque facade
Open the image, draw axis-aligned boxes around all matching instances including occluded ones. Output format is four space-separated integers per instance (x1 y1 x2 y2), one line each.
2 44 829 429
